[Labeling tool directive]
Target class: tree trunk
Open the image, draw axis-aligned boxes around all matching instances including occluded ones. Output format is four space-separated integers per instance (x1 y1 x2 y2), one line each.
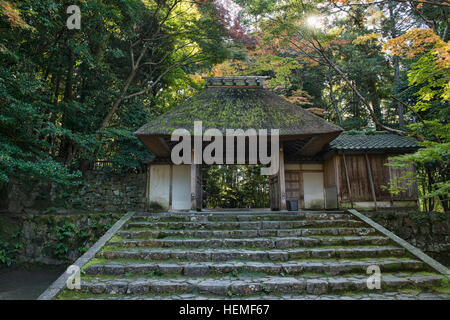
99 41 151 131
389 1 405 129
313 42 424 140
327 75 343 126
99 67 137 131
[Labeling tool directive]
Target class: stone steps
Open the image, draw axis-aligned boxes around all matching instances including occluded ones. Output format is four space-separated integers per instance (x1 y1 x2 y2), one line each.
76 273 442 296
117 227 378 239
56 210 447 300
84 258 424 276
97 246 406 262
131 212 350 222
77 292 450 300
107 235 392 249
124 219 366 230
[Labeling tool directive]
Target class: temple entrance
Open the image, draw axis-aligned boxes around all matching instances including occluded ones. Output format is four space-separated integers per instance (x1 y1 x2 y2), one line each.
202 165 270 209
139 76 344 212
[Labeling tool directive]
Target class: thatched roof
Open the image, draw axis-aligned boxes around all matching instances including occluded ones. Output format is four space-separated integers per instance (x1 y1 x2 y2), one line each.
135 86 343 137
134 77 344 158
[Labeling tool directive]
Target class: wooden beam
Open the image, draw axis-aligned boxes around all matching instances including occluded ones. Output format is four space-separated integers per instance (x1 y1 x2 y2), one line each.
279 147 287 211
196 165 202 211
365 152 377 210
342 153 353 209
190 149 202 211
190 150 197 211
387 163 394 207
334 155 341 206
145 165 151 211
169 165 173 210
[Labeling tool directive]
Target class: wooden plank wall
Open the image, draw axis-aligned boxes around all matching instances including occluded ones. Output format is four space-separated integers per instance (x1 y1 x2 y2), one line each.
337 154 417 202
324 157 339 208
323 158 336 189
338 154 371 201
388 163 418 200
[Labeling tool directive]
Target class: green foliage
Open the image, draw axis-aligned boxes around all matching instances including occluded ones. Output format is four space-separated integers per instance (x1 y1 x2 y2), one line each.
50 214 120 262
388 137 449 212
54 221 78 260
381 171 416 195
0 0 229 185
386 42 449 212
0 231 23 266
233 0 449 212
407 45 449 113
1 0 448 213
203 165 269 209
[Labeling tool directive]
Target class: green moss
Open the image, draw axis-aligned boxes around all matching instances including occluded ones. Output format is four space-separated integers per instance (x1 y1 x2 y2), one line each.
137 87 336 136
81 258 108 271
107 235 127 243
434 276 450 294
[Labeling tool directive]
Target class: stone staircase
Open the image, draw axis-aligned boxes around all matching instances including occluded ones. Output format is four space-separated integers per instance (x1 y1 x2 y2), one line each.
57 211 449 300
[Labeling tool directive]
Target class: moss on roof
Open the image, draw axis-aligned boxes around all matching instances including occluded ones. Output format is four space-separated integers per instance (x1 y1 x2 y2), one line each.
329 132 420 151
134 87 343 136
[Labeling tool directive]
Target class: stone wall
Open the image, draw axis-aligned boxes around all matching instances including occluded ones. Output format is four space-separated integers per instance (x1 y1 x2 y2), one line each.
0 212 122 265
0 170 147 214
364 210 450 266
72 171 146 212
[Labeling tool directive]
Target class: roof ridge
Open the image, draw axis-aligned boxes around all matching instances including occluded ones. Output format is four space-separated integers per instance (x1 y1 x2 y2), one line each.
203 76 269 88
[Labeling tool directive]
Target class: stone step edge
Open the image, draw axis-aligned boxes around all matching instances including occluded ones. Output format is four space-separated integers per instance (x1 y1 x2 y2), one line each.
106 236 391 248
99 246 403 254
97 247 406 261
117 227 379 236
129 215 354 222
38 212 135 301
75 275 443 296
62 291 450 300
84 259 424 276
124 220 365 229
133 211 346 217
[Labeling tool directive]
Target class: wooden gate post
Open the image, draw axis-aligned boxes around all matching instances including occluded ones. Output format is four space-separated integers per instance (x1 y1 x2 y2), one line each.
364 152 377 210
190 150 199 211
279 147 287 211
190 147 202 212
342 152 354 209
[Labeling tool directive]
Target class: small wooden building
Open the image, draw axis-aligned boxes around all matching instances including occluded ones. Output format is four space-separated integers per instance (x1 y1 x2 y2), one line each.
134 76 419 211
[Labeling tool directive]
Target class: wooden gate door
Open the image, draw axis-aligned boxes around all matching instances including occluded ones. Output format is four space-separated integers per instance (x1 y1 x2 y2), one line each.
285 171 303 208
269 175 280 210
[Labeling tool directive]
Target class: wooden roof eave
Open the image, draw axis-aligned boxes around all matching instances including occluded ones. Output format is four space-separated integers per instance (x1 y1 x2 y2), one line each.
135 134 170 157
136 130 343 158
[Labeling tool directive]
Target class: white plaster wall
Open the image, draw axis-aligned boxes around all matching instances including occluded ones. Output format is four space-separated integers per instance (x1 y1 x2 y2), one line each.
303 172 325 209
172 165 191 210
149 165 171 210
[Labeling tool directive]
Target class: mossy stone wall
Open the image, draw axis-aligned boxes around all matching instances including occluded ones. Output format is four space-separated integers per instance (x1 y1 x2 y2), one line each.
365 210 449 266
0 170 147 215
0 212 122 266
